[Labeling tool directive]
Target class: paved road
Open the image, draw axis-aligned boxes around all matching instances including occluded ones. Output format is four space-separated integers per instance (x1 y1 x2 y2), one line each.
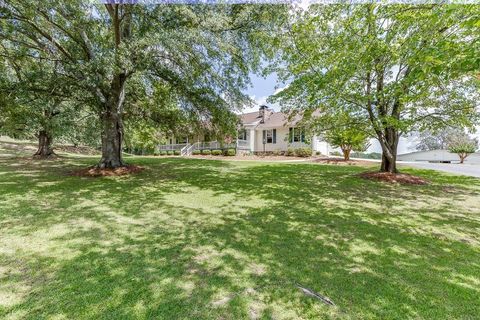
399 161 480 178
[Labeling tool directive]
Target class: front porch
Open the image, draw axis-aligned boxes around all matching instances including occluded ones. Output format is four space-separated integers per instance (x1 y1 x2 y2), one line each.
158 139 250 156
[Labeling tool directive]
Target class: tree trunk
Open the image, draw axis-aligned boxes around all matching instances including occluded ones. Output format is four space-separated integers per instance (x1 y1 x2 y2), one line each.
34 130 55 158
379 128 399 173
97 74 126 169
459 153 466 164
342 147 351 161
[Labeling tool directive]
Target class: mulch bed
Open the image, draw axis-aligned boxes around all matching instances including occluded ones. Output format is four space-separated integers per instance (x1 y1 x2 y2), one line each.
69 165 144 177
358 171 429 185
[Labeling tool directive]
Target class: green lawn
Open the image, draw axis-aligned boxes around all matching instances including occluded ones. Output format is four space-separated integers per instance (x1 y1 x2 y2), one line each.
1 146 479 319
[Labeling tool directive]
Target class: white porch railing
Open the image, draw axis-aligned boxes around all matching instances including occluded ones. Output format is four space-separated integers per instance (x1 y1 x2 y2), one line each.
236 139 249 149
158 139 251 156
158 143 187 151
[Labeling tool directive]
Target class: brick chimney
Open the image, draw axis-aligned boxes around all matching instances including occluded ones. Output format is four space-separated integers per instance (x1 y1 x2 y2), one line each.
259 105 269 123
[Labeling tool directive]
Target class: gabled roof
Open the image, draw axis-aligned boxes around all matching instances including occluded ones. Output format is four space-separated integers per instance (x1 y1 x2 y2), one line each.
238 111 262 126
238 109 302 129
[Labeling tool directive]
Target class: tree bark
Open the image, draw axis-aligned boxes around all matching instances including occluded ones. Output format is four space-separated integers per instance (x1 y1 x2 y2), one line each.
342 147 351 161
459 153 466 164
379 128 399 173
34 130 55 158
97 74 126 169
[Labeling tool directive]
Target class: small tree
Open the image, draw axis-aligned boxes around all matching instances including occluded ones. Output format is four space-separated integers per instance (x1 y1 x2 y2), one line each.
448 135 478 164
325 128 370 161
413 127 466 151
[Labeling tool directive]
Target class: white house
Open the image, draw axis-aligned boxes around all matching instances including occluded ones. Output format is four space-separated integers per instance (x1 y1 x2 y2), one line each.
159 105 331 155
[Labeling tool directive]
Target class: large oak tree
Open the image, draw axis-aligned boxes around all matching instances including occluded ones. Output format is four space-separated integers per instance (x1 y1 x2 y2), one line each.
269 4 480 172
1 1 285 167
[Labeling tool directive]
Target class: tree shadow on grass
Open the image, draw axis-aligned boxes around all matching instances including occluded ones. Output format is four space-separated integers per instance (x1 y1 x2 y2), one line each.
0 157 479 319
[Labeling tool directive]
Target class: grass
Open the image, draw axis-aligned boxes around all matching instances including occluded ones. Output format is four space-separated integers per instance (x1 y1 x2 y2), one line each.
0 142 479 319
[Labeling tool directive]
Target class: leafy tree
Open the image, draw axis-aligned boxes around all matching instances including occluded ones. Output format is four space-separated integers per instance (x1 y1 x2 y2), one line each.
0 48 81 157
1 1 286 167
269 4 480 173
325 128 370 161
412 127 466 151
447 134 478 164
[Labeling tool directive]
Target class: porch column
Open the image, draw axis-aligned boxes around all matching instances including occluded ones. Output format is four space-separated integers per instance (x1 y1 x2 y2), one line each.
249 129 255 152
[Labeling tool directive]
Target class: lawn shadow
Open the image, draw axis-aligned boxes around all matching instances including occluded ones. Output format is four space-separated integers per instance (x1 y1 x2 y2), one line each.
0 156 479 319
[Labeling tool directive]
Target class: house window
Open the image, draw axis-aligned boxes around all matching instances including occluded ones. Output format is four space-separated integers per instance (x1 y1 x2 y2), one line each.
263 129 276 144
238 129 247 141
289 128 305 143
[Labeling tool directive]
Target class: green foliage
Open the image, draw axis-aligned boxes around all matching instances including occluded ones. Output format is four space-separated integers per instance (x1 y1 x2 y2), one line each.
315 151 322 156
295 147 312 158
201 149 211 155
225 149 236 156
167 150 174 156
350 152 382 160
447 134 478 163
159 151 167 156
0 1 289 160
413 127 469 151
325 126 370 160
174 150 181 156
211 149 222 156
272 149 282 156
269 4 480 170
286 148 295 156
192 150 201 155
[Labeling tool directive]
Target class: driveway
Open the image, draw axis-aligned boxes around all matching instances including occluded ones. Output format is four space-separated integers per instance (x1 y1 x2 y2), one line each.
399 161 480 178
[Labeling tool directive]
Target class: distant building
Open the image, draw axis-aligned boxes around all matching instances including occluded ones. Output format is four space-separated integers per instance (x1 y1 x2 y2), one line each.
397 149 480 164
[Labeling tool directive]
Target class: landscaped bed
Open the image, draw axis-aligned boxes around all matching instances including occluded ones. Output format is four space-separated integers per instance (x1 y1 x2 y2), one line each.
1 143 479 319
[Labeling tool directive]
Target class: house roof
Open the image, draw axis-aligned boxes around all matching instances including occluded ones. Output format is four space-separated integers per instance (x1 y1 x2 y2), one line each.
238 111 262 126
239 109 302 129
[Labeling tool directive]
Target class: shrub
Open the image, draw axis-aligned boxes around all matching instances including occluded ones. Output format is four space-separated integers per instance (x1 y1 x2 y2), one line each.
192 150 201 155
174 150 181 155
315 151 322 156
272 149 281 156
295 147 312 157
225 149 236 156
330 151 342 157
167 150 174 155
212 149 222 156
286 148 295 156
201 149 211 155
159 151 167 156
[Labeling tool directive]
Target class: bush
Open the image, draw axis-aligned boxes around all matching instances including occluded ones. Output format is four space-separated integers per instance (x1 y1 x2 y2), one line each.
159 151 167 156
225 149 236 156
315 151 322 156
286 148 295 156
192 150 201 155
272 149 281 156
295 147 312 157
167 150 174 156
201 149 211 155
212 149 222 156
174 150 181 155
330 151 342 157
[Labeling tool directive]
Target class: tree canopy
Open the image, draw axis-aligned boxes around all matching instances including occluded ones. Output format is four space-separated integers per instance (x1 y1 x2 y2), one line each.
1 1 287 166
268 3 480 172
